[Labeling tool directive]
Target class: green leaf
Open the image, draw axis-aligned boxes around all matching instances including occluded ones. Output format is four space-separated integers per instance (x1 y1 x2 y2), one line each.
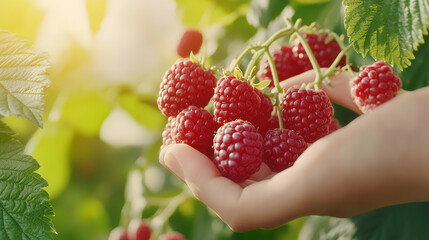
0 121 55 239
26 121 73 199
322 203 429 240
118 93 166 130
60 90 113 137
0 30 50 127
176 0 249 27
343 0 429 69
247 0 290 28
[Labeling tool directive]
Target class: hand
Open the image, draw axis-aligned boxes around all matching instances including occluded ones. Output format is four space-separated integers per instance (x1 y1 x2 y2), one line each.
159 70 429 232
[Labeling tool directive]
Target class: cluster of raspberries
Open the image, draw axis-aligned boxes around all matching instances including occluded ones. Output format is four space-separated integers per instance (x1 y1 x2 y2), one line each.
157 32 402 183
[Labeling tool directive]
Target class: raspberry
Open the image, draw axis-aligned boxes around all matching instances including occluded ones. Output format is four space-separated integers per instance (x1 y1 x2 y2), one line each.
328 118 340 134
351 61 402 113
293 33 346 72
177 29 203 58
281 87 334 143
263 128 307 172
213 120 263 183
157 58 217 117
161 117 176 148
158 232 186 240
128 219 151 240
213 76 261 125
171 106 217 156
258 46 302 87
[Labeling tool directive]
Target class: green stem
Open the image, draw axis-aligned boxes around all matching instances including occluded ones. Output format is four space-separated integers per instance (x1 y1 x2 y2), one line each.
150 188 191 239
244 28 293 78
292 32 322 89
321 44 353 79
264 48 284 129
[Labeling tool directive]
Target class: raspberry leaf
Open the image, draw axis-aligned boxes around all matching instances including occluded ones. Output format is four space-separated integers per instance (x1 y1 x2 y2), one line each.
0 30 50 127
0 121 55 239
322 203 429 240
344 0 429 69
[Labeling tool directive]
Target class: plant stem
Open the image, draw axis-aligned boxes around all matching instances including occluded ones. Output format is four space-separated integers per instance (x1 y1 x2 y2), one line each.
244 28 293 78
292 32 322 89
264 49 284 129
321 44 353 79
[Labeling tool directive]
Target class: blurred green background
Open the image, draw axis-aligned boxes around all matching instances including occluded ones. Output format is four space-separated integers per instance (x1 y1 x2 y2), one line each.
0 0 399 239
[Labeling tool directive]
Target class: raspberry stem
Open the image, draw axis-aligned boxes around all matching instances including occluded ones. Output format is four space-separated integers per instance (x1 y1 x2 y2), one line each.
321 44 353 80
264 49 284 129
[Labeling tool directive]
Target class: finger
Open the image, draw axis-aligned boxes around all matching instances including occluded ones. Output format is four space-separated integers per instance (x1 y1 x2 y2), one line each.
159 144 309 231
280 70 361 114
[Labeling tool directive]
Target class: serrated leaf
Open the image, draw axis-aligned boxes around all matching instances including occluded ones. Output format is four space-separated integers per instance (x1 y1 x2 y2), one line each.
344 0 429 69
322 203 429 240
0 121 55 240
0 30 51 127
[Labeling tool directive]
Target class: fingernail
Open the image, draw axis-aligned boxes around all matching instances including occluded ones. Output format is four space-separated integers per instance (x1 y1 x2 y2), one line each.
164 151 184 181
159 145 170 165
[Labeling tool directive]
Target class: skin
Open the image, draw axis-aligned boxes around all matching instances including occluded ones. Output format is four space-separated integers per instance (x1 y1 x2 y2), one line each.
159 70 429 232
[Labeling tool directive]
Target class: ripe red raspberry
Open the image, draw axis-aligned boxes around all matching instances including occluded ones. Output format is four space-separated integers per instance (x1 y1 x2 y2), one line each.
213 76 261 125
128 219 151 240
171 106 217 156
328 118 340 134
157 58 217 117
177 29 203 58
158 232 186 240
263 128 307 172
161 117 176 148
351 61 402 113
281 87 334 143
258 46 302 87
293 33 346 72
213 120 263 183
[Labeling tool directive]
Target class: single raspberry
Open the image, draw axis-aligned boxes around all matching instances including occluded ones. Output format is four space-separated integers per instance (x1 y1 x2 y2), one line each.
158 232 186 240
258 46 302 87
177 29 203 58
351 61 402 113
161 117 176 148
171 106 216 156
128 219 151 240
328 118 340 134
213 120 263 183
263 128 307 172
213 76 261 125
157 58 217 117
281 87 334 143
293 33 346 72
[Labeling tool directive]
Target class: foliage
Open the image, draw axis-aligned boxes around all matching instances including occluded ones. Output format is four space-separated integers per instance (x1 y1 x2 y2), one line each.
1 0 429 239
0 30 54 238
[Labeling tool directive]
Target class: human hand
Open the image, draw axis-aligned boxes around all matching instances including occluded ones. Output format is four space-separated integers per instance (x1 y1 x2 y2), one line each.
159 70 429 232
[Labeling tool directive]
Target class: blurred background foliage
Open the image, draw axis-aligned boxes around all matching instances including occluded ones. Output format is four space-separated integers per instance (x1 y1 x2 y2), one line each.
2 0 429 239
